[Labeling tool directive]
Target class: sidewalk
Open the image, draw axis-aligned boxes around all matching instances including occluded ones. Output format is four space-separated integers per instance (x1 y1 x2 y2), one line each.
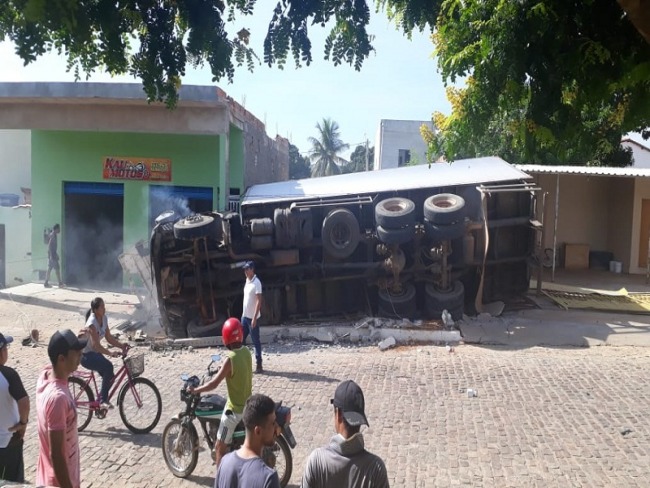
2 282 649 348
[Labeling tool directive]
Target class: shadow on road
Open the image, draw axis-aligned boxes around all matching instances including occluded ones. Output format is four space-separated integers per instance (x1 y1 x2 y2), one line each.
80 427 161 448
261 370 338 383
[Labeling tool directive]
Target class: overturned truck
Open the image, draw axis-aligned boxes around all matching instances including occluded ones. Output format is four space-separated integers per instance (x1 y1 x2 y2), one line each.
151 157 541 338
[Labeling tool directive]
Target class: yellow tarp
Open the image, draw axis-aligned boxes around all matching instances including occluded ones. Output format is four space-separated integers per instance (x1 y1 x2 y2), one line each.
532 283 650 314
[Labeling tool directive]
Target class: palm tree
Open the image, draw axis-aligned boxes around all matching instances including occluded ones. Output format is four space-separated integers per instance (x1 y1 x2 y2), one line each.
308 118 349 177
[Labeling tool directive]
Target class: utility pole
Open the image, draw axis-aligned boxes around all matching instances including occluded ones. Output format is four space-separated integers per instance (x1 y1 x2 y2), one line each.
365 138 369 172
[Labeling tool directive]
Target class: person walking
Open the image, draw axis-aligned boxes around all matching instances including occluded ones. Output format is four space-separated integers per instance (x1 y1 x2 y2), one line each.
214 393 281 488
36 329 87 488
301 380 389 488
0 333 30 482
189 318 253 469
44 223 65 288
81 297 128 409
241 260 264 373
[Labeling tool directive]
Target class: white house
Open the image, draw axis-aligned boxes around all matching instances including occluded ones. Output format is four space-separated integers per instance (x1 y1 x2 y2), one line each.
622 137 650 168
373 119 434 170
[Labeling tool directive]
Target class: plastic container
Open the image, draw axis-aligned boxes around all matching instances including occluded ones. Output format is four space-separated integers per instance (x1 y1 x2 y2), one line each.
609 261 622 273
0 193 20 207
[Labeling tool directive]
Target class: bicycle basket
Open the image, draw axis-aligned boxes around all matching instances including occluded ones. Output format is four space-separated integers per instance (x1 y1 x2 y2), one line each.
125 354 145 377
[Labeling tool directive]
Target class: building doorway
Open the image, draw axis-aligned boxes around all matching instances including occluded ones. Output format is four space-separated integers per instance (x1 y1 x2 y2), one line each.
64 182 124 289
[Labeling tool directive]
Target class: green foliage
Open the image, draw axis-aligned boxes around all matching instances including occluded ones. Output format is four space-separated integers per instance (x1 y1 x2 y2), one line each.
428 0 650 166
308 118 349 177
342 144 374 173
289 143 311 179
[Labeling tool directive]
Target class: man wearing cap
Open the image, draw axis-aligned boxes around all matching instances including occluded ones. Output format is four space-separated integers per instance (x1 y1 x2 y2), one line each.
301 380 389 488
36 329 87 488
0 333 30 482
242 261 264 373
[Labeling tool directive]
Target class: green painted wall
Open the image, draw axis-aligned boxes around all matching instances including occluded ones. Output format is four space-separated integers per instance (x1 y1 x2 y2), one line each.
229 126 244 194
31 130 221 274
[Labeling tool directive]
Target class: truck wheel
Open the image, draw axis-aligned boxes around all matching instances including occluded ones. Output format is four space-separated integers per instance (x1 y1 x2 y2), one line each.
251 235 274 250
376 225 415 245
425 281 464 321
322 209 360 259
375 198 416 229
424 220 466 242
423 193 465 224
173 215 218 240
378 283 416 318
251 218 274 236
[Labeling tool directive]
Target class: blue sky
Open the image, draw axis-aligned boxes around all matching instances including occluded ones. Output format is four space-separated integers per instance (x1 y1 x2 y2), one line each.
0 3 450 159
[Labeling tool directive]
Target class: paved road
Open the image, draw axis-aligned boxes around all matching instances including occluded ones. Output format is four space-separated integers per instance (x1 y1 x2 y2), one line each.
2 301 650 487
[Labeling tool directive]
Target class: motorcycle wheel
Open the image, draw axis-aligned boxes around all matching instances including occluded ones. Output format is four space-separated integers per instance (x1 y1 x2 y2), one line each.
262 435 293 487
162 418 199 478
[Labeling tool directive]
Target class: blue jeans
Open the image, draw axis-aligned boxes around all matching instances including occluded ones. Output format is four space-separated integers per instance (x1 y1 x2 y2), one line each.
81 351 114 403
241 316 262 366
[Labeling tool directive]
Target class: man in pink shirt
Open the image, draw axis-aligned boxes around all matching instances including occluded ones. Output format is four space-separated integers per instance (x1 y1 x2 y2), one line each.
36 329 87 488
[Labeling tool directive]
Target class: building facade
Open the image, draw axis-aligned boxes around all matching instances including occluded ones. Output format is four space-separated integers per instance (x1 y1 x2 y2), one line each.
0 82 288 288
373 119 434 170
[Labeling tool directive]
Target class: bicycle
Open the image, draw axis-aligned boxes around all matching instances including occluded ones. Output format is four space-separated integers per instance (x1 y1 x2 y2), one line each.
68 348 162 434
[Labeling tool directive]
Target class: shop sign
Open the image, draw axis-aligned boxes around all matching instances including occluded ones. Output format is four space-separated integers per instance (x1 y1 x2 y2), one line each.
103 157 172 181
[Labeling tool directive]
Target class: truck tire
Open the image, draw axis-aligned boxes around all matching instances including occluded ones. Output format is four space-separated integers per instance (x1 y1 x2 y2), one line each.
425 281 464 321
295 208 314 247
376 225 415 245
251 218 274 236
274 208 292 249
322 208 360 259
424 220 466 242
187 316 226 338
173 215 217 240
251 235 274 250
378 283 417 319
423 193 465 224
375 198 416 229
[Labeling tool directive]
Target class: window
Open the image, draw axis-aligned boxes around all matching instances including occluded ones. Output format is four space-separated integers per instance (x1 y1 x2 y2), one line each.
398 149 411 167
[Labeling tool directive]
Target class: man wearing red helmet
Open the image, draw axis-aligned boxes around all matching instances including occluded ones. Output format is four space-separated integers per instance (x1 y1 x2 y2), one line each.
190 317 252 469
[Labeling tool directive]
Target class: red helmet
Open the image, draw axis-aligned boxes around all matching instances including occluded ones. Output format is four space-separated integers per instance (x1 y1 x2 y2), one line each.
222 318 243 346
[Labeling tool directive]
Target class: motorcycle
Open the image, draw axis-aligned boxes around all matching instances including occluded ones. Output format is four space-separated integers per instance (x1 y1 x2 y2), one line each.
161 354 297 486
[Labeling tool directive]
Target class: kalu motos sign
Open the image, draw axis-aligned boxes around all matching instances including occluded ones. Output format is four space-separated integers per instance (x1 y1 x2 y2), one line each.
103 157 172 181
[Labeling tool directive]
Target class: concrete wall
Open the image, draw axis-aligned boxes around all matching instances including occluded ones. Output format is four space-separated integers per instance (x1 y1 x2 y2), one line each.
0 130 31 197
606 178 635 270
373 120 433 170
0 206 32 287
630 177 650 273
30 130 221 274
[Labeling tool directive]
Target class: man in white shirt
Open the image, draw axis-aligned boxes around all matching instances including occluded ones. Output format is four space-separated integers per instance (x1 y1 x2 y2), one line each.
241 261 264 373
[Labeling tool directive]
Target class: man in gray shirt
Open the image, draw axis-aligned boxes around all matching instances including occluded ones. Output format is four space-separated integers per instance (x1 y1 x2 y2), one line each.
215 393 280 488
301 380 389 488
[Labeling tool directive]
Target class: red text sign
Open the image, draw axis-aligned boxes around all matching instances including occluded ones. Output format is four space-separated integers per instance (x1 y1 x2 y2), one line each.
103 157 172 181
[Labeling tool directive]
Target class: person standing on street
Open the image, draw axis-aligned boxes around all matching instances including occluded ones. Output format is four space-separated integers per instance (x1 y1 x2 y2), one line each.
44 223 65 288
214 393 281 488
301 380 389 488
37 329 87 488
241 260 264 373
0 333 30 483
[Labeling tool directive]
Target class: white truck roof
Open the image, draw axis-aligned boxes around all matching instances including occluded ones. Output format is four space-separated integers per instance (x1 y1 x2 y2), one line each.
242 156 531 207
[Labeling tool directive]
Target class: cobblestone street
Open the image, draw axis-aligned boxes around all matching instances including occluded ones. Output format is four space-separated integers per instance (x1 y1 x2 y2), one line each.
2 301 650 487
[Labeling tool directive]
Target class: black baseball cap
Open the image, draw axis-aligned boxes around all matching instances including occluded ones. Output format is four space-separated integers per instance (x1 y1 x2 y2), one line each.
48 329 87 363
331 380 369 427
243 260 255 270
0 333 13 349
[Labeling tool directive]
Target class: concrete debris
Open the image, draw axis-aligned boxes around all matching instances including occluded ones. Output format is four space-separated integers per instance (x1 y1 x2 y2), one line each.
134 330 147 342
378 336 396 351
467 388 478 398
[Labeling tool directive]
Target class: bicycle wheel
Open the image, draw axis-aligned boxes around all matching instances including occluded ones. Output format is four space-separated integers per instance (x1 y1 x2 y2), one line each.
118 377 162 434
262 435 293 487
162 418 199 478
67 376 94 432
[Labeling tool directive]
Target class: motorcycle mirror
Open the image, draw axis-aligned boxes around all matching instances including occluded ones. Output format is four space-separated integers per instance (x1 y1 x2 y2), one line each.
180 373 189 381
210 354 221 363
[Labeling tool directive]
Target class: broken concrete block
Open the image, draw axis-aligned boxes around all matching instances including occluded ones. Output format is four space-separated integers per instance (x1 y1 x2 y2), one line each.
378 336 397 351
